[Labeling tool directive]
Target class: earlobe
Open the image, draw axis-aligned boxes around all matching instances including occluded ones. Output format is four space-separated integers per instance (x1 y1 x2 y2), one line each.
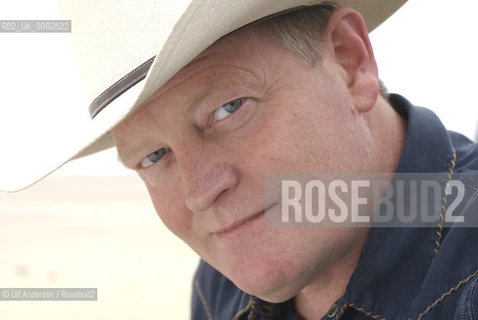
325 7 379 113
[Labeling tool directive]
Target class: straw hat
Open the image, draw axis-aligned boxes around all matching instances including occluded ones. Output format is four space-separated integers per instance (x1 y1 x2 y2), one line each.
0 0 406 191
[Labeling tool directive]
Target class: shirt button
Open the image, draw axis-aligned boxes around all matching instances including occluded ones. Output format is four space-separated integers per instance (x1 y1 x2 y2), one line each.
327 303 339 318
259 304 273 316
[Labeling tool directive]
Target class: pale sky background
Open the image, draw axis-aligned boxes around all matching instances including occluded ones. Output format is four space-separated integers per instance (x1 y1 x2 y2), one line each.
0 0 477 179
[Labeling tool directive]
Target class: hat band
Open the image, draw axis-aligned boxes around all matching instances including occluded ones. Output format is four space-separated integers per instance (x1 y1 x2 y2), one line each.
88 57 155 119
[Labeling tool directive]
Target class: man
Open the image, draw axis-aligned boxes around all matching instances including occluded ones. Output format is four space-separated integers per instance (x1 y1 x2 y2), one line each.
2 1 478 319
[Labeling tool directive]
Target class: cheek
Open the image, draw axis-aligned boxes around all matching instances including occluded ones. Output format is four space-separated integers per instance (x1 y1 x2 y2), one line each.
248 98 365 174
145 180 192 238
240 107 329 173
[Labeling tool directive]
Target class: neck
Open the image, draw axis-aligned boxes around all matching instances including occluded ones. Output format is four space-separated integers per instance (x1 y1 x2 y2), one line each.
294 228 369 319
368 95 408 173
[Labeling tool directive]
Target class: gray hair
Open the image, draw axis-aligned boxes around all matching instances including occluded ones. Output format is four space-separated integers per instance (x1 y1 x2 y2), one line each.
259 3 389 99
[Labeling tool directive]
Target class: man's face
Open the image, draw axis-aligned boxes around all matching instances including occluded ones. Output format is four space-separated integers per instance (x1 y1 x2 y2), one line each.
112 26 376 302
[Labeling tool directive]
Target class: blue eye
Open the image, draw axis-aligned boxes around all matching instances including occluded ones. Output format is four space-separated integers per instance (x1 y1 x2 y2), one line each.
213 98 243 121
140 148 167 168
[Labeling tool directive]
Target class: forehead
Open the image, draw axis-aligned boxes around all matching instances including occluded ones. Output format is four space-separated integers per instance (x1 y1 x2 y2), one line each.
138 24 276 106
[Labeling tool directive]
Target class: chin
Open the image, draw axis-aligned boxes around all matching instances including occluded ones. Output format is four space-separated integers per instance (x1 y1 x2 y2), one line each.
232 270 306 303
219 249 310 303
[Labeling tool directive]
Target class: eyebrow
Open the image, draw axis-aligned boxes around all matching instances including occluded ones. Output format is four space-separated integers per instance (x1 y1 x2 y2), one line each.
118 78 250 166
116 140 157 169
182 79 243 114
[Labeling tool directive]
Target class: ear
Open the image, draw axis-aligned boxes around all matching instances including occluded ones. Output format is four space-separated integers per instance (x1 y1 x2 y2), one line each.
323 7 379 113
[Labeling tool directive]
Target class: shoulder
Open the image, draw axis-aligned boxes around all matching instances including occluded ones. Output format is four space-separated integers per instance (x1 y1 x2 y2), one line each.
408 131 478 319
410 130 478 319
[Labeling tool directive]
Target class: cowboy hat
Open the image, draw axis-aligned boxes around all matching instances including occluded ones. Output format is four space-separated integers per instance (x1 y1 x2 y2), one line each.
0 0 407 192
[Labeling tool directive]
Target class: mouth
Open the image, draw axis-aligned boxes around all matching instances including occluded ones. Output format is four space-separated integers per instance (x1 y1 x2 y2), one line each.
215 209 266 237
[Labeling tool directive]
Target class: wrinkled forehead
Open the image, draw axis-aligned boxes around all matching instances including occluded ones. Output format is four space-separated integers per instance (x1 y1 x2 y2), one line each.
138 23 277 110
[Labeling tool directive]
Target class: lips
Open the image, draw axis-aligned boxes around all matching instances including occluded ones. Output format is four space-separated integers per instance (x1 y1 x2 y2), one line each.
215 210 265 236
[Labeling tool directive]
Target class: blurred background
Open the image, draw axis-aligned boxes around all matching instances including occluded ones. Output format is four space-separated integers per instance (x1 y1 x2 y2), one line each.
0 0 477 319
0 175 198 319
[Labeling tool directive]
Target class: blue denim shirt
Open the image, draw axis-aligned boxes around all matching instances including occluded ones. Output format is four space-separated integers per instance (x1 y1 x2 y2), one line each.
191 94 478 320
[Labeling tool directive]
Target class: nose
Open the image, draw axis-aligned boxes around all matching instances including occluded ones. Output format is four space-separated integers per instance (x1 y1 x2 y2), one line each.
177 143 239 213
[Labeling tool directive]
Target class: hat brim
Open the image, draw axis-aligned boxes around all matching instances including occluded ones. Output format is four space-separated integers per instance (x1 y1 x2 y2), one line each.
1 0 407 192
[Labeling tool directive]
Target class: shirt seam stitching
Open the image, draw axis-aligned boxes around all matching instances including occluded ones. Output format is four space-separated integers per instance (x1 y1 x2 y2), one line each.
194 280 214 320
232 298 254 320
416 268 478 320
432 149 457 259
338 303 387 320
